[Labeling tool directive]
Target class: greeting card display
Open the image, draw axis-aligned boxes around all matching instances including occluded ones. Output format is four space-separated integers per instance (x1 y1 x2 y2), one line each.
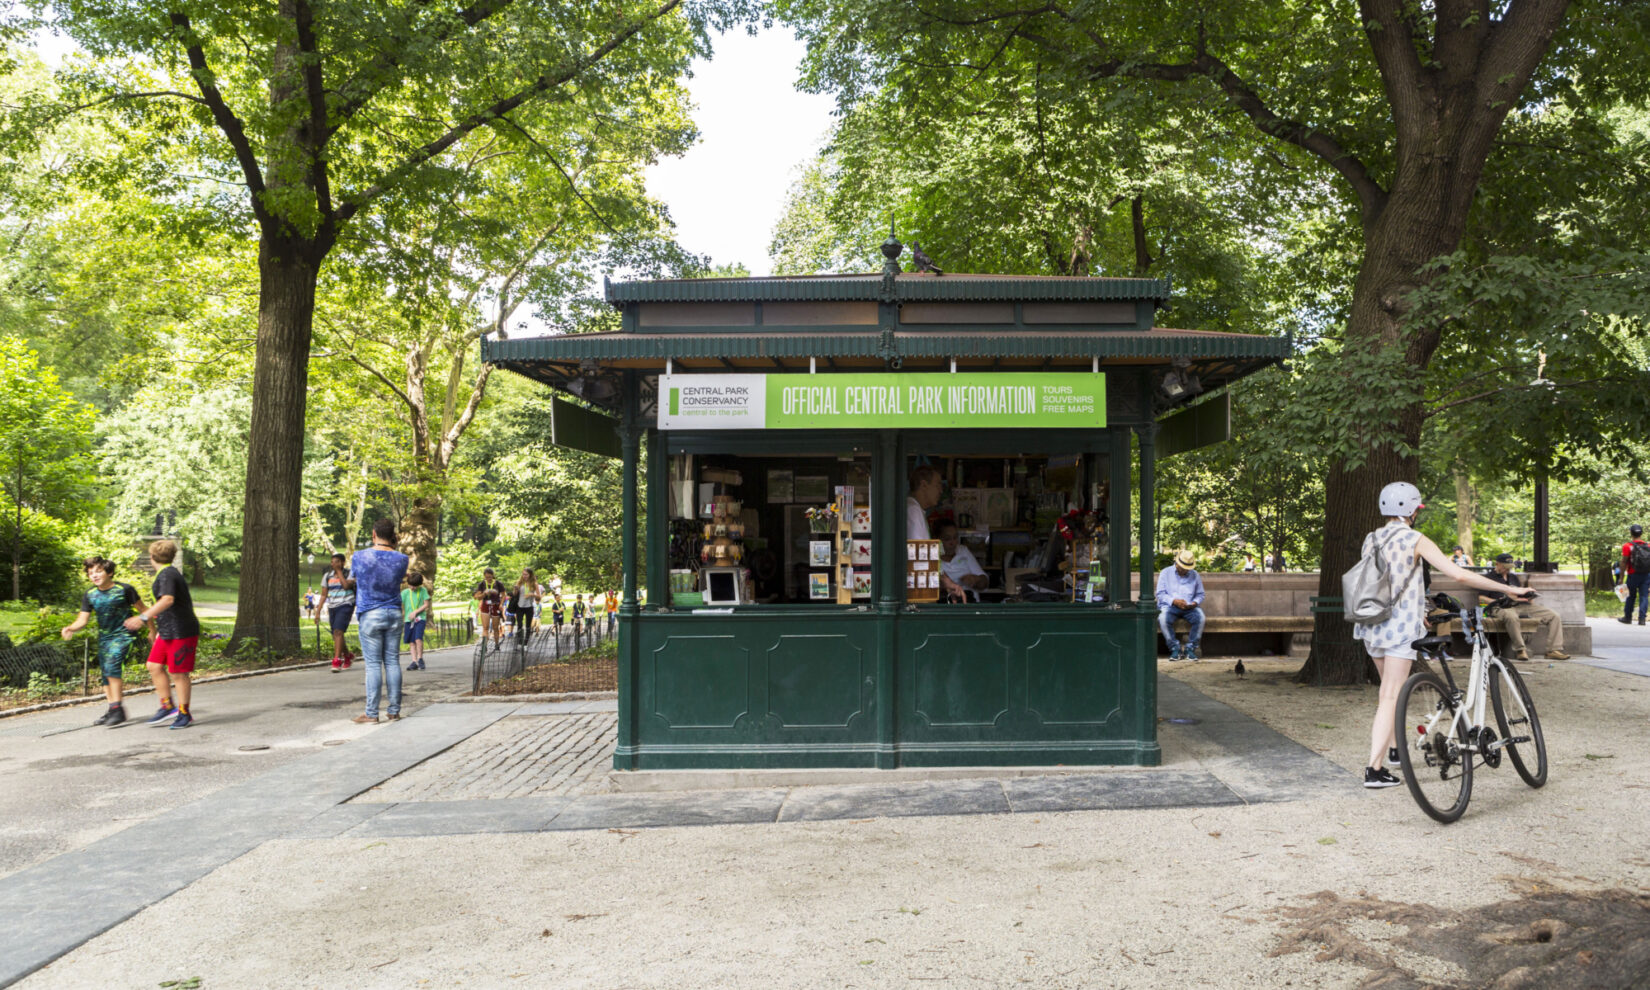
852 569 872 598
808 572 832 600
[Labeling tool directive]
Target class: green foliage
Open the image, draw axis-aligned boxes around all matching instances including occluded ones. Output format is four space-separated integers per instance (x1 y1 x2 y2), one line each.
0 336 97 598
0 507 81 604
1157 370 1327 569
433 539 493 607
100 385 250 569
66 517 142 579
17 605 79 645
470 391 626 591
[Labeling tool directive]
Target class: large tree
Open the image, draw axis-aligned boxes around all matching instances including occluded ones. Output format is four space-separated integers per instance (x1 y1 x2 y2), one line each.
15 0 744 646
776 0 1648 681
319 104 690 583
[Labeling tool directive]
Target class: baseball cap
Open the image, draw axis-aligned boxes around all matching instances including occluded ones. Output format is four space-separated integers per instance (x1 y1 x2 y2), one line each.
1493 553 1514 564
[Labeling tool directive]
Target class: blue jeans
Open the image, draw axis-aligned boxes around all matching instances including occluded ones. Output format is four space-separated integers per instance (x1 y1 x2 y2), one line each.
358 607 404 718
1626 573 1650 622
1159 604 1205 651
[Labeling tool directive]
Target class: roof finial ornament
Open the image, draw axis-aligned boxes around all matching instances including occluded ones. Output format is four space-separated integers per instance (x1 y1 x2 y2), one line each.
880 219 903 300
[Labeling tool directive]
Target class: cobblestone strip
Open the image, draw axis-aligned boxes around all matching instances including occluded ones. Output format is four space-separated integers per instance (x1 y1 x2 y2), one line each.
353 712 617 803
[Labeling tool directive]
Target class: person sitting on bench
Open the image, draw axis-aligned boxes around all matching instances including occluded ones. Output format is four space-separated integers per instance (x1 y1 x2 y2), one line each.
1483 553 1569 661
1156 549 1206 661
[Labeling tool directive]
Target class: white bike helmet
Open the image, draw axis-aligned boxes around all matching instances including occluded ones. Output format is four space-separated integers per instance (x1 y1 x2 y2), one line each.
1378 481 1424 517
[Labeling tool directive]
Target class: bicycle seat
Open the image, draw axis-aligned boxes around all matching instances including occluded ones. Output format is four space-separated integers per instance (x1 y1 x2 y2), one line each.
1409 635 1453 655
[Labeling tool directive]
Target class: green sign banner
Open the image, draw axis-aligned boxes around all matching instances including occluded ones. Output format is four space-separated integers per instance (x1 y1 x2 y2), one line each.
658 373 1106 430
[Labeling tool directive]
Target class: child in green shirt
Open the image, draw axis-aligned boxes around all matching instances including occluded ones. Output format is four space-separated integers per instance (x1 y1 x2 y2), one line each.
401 572 432 670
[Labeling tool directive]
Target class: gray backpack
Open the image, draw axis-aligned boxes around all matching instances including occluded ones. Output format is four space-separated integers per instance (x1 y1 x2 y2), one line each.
1342 529 1420 625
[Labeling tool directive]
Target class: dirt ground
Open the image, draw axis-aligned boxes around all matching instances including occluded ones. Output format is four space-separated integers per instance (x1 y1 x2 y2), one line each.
476 653 617 695
18 658 1650 990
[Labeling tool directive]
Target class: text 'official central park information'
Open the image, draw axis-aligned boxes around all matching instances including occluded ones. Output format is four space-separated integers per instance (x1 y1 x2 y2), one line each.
658 373 1105 430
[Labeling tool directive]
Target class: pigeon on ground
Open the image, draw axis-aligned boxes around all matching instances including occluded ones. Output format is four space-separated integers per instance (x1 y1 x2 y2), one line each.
910 242 944 275
1234 658 1246 678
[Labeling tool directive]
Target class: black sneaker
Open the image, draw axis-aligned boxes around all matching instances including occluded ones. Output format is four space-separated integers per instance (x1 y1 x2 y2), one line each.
105 705 126 727
1386 747 1401 768
92 708 117 726
1619 617 1633 625
1363 767 1401 789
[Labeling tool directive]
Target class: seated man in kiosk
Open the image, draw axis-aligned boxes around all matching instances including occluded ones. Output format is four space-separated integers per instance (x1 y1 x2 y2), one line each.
937 522 989 601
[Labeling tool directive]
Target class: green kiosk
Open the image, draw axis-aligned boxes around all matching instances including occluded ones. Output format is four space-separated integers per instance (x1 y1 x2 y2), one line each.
484 243 1287 770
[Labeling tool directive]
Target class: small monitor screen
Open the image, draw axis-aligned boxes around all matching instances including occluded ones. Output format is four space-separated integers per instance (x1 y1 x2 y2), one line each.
706 569 738 604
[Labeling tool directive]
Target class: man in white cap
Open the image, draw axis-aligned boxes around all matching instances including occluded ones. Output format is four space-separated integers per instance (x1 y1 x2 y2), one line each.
1155 549 1206 661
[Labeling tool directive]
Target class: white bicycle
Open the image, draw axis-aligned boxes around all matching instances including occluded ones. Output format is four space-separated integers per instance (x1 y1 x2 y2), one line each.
1395 592 1548 823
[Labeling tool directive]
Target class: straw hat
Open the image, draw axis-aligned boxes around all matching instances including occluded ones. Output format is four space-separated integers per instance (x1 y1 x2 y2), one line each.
1174 549 1197 570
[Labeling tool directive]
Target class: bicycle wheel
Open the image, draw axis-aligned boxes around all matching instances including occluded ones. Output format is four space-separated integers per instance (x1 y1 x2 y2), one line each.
1396 672 1473 823
1491 660 1547 788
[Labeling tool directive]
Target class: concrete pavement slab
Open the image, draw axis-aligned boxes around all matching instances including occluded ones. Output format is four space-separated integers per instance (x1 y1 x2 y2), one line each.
346 796 569 837
1003 769 1242 812
545 788 787 831
280 803 390 840
777 778 1010 822
1157 677 1348 801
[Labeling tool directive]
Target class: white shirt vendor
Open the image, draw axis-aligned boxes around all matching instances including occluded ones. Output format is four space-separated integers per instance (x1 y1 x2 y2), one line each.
940 543 986 585
907 496 930 540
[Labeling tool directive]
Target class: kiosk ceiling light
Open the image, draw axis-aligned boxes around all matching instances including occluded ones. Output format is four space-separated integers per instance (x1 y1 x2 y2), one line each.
1159 356 1202 402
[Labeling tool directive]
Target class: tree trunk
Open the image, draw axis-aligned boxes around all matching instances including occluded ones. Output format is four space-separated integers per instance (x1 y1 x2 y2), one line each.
11 490 20 602
401 494 441 585
1453 466 1476 559
191 555 207 587
234 244 319 652
1297 219 1442 685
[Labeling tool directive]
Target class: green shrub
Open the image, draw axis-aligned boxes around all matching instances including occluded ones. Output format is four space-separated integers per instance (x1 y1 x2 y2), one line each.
0 508 82 605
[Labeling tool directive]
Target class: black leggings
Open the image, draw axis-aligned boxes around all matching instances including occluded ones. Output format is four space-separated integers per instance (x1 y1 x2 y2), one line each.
510 610 532 643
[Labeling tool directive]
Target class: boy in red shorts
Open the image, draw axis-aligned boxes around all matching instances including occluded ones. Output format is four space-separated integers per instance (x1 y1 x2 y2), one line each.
124 540 202 729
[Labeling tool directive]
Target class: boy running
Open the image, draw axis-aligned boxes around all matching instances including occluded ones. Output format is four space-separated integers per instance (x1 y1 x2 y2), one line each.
124 540 202 729
61 557 152 726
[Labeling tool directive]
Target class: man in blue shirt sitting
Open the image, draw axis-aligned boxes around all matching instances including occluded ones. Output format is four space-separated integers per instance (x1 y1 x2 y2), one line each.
1156 549 1207 661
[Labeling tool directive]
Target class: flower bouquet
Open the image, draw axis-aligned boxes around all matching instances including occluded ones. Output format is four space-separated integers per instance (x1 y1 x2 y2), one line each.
805 503 838 534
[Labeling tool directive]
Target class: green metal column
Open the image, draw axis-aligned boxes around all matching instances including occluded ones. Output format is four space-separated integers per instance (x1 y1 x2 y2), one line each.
616 371 641 770
1135 417 1159 758
1137 422 1156 604
873 428 901 768
1108 426 1131 603
645 425 667 609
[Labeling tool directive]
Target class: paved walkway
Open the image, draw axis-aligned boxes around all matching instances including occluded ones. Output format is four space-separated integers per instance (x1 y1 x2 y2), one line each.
1573 615 1650 677
6 623 1648 987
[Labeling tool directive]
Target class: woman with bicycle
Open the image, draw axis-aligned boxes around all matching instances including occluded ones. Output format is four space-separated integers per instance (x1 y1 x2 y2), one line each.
1357 482 1532 789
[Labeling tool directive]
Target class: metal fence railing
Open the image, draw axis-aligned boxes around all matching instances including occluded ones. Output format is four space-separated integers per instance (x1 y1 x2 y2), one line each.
0 617 478 712
471 616 619 696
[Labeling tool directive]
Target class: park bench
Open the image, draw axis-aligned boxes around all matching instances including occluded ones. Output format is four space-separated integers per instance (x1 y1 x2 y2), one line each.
1166 615 1313 657
1163 613 1545 659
